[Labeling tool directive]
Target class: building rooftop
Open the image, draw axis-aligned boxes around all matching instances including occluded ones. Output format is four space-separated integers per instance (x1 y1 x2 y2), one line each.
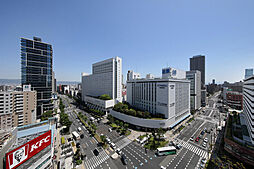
127 77 190 83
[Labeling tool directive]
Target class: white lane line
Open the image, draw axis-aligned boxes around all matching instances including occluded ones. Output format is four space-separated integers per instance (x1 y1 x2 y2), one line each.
184 152 195 169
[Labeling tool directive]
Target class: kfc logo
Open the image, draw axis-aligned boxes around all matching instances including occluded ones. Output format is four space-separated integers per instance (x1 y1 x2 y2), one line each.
6 130 51 169
30 135 50 153
8 145 29 169
14 149 24 162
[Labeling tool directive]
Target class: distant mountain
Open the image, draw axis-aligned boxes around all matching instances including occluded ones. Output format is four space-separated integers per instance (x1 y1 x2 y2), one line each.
57 81 81 85
0 79 20 85
0 79 80 86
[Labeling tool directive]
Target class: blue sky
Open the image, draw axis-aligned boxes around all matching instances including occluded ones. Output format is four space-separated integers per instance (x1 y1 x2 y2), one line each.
0 0 253 83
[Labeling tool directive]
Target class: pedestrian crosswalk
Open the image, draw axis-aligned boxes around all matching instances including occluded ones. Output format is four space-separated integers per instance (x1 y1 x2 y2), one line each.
178 140 207 159
84 150 109 169
115 137 132 149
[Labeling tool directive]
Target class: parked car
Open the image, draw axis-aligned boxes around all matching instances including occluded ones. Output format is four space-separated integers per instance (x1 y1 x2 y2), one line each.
202 143 206 148
106 138 111 143
116 148 122 155
121 154 128 165
195 137 200 142
190 137 194 141
169 141 176 146
110 142 116 149
201 158 206 164
108 128 112 132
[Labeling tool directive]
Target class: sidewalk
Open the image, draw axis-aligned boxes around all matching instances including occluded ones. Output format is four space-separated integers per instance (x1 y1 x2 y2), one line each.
127 129 147 141
165 115 193 141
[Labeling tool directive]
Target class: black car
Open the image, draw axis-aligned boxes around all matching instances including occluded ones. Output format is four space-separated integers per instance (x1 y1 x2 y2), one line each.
93 148 99 156
76 142 80 148
121 154 128 165
80 134 84 139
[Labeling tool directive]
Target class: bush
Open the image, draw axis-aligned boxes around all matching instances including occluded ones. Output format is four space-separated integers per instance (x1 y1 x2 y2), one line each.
76 160 82 165
99 94 112 100
113 102 164 119
110 123 118 129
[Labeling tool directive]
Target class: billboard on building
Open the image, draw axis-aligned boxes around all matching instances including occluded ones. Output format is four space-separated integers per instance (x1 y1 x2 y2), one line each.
5 130 51 169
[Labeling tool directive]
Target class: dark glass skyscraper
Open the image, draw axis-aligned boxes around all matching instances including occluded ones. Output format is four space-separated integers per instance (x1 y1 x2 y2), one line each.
21 37 53 117
190 55 205 86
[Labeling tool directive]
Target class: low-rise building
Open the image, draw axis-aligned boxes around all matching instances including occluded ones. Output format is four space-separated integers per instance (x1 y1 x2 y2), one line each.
226 91 243 110
127 70 140 81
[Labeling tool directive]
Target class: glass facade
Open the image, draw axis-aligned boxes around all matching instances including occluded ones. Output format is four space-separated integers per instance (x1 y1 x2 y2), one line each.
21 37 53 117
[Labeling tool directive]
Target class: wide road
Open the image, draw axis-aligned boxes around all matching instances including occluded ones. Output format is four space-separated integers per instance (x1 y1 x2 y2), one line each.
60 91 222 169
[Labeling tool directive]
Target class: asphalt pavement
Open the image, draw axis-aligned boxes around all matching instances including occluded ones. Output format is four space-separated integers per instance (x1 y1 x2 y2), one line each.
59 92 222 169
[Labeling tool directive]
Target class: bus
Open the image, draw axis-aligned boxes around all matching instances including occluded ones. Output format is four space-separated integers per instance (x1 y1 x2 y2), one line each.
156 146 176 156
90 117 95 122
72 131 80 140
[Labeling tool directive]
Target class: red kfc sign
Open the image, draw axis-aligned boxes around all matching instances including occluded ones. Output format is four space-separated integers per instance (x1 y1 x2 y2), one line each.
6 130 51 169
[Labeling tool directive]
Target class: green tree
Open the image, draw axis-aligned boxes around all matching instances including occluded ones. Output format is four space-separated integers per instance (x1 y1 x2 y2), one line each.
157 127 165 140
99 94 112 100
124 123 129 129
100 135 106 144
119 121 124 127
40 110 53 121
115 120 119 125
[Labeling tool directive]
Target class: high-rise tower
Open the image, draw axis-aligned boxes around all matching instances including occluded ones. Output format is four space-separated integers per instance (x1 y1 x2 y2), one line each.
21 37 53 117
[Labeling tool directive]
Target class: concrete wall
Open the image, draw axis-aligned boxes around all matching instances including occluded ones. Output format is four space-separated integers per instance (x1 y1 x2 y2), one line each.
84 96 115 109
110 110 175 129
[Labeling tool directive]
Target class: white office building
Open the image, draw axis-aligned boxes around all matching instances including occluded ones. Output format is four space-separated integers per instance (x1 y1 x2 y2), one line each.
112 68 190 129
186 70 201 110
127 70 140 81
82 56 122 112
162 67 186 79
243 75 254 144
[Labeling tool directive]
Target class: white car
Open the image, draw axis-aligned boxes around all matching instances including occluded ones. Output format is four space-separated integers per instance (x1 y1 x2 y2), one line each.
202 143 207 147
116 148 122 155
204 138 208 142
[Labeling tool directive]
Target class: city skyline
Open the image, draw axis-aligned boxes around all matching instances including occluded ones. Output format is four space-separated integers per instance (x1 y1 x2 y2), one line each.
0 0 254 83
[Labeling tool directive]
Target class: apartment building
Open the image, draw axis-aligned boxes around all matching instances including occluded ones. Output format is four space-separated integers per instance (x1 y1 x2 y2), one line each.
243 75 254 144
0 92 13 131
0 85 36 131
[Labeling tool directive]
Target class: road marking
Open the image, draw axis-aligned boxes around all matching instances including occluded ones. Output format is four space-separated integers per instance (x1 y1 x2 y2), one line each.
176 139 207 159
174 150 189 169
184 152 195 169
